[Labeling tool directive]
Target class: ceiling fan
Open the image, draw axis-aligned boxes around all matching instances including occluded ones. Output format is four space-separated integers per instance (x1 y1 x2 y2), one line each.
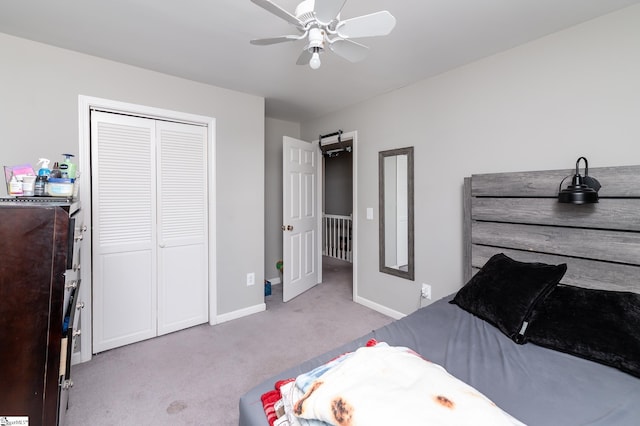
250 0 396 70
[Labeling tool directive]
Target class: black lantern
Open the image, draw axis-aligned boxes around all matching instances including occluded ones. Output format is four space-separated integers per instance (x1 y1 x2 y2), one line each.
558 157 601 204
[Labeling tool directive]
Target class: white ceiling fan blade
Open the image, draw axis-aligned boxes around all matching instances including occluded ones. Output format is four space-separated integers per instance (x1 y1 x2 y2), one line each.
314 0 347 25
296 49 313 65
337 11 396 38
251 0 303 27
329 39 369 63
251 35 303 45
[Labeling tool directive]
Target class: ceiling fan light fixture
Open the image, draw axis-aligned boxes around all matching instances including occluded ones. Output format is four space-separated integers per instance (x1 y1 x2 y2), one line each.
307 27 324 69
307 27 325 47
309 49 321 69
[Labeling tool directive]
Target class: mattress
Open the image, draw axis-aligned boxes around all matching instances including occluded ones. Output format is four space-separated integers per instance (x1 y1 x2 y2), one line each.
239 296 640 425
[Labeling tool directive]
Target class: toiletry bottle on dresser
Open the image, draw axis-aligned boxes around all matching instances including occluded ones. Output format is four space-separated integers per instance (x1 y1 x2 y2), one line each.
37 158 51 177
9 173 23 196
49 162 62 178
34 175 47 196
35 158 51 196
61 154 76 179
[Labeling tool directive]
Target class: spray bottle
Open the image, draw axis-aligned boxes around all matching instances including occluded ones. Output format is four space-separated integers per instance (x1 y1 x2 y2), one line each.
37 159 51 176
60 154 76 179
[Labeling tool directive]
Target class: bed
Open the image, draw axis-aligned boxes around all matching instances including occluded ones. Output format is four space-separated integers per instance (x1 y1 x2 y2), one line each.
239 164 640 426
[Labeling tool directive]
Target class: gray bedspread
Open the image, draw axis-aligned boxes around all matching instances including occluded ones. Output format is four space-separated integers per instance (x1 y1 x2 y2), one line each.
238 296 640 425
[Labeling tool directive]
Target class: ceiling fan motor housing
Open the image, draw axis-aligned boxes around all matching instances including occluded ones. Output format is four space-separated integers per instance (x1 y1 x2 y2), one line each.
295 0 317 24
296 0 340 26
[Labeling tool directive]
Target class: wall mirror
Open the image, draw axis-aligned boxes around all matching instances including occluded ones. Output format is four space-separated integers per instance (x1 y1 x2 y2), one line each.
379 146 414 280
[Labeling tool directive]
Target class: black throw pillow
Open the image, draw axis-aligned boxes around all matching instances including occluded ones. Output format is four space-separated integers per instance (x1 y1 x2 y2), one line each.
450 253 567 343
526 285 640 378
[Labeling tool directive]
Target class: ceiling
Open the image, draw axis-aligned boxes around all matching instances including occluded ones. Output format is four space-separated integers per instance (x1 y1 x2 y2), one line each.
1 0 638 122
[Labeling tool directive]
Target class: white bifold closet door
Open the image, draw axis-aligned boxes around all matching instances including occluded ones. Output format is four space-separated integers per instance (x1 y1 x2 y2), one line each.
91 111 208 353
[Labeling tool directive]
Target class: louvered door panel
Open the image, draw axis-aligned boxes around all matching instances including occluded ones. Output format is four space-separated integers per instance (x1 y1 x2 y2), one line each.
92 112 158 352
157 121 208 335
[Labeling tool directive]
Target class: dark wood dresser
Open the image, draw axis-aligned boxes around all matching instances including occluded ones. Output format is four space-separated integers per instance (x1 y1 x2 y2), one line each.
0 199 84 426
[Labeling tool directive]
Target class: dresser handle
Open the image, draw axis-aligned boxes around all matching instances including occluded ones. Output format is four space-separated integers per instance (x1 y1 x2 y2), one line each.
73 329 82 337
65 281 77 289
73 263 81 271
76 302 85 310
61 380 74 390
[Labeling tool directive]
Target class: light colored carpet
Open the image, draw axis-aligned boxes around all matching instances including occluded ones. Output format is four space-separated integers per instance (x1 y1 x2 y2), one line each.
65 257 393 425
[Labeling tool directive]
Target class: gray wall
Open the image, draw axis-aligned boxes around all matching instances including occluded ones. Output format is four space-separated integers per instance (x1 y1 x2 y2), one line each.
264 118 300 282
301 5 640 316
0 33 265 317
324 152 353 216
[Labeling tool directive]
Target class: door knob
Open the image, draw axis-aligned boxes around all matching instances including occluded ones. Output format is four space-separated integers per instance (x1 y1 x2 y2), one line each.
281 225 294 231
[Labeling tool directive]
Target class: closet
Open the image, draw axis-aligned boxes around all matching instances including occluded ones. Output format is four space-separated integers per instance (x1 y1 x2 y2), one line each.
91 111 209 353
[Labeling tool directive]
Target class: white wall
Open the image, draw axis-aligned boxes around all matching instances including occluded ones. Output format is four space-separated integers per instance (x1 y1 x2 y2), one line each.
264 117 300 282
301 5 640 315
0 33 265 318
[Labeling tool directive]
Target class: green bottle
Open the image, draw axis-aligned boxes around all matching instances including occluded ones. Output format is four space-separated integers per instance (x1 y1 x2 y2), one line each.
61 154 77 179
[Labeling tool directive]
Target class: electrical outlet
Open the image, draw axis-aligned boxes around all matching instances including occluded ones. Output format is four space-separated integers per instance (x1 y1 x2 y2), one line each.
246 272 255 286
421 283 432 300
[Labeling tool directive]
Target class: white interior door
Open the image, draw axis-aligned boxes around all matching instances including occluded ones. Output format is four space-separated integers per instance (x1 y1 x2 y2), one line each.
283 136 320 302
156 121 208 335
92 112 158 352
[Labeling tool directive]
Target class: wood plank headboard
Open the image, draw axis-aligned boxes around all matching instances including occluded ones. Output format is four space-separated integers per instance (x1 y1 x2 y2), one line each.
463 165 640 294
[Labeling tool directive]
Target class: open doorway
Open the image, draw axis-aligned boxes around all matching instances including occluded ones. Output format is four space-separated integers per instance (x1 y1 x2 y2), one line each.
321 135 353 276
320 135 354 302
265 129 356 305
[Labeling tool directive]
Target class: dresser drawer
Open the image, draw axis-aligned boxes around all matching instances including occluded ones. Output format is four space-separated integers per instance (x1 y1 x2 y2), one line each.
58 277 82 424
62 273 80 321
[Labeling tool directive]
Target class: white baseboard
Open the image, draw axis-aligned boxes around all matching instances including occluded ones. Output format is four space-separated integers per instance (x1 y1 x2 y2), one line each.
355 296 406 320
266 277 281 285
215 303 266 324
